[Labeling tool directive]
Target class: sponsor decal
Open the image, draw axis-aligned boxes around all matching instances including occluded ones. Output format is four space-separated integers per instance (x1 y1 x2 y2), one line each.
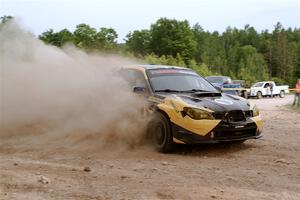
235 125 244 129
149 69 197 75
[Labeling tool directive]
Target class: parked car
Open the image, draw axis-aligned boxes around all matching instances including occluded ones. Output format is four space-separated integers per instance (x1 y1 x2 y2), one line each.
121 65 263 153
232 80 249 88
206 76 248 98
249 81 289 98
205 76 231 88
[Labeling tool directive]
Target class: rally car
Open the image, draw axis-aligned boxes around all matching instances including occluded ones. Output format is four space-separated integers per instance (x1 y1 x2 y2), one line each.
121 65 263 153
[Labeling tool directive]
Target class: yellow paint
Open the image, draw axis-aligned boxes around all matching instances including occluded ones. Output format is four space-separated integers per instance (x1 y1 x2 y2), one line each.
251 116 263 132
157 98 221 136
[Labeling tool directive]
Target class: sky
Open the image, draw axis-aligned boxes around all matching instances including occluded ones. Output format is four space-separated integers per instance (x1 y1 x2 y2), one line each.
1 0 300 42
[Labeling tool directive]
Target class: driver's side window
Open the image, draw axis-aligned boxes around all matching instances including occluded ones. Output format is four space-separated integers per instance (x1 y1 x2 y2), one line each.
264 83 269 88
121 69 148 92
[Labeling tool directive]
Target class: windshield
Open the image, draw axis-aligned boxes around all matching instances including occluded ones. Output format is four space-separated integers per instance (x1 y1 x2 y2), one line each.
206 76 231 84
147 69 218 93
252 82 264 87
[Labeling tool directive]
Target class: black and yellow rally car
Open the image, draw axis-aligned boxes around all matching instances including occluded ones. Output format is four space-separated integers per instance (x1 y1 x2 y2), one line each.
121 65 263 152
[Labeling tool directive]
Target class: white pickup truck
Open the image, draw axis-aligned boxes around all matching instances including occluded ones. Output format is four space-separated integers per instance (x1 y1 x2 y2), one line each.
249 81 289 98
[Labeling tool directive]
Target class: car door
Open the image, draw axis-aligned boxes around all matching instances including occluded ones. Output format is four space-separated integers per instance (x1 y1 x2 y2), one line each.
120 68 150 95
262 82 270 95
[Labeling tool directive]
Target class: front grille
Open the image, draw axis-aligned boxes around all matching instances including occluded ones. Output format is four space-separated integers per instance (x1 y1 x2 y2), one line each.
213 110 253 122
214 129 256 140
227 111 246 122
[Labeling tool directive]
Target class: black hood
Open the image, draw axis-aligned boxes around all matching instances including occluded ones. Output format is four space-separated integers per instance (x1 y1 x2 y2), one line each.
156 92 250 112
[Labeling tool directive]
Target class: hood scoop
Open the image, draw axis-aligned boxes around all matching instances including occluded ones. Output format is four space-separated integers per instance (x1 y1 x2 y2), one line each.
180 95 202 102
192 92 222 98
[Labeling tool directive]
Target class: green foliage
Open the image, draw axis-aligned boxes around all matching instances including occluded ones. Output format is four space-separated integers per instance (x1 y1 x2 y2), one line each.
270 77 286 85
125 30 151 56
236 45 269 83
73 23 97 49
144 53 186 67
149 18 197 62
0 15 13 24
189 62 214 77
95 27 118 50
39 29 73 47
1 14 296 86
39 23 118 51
0 15 14 31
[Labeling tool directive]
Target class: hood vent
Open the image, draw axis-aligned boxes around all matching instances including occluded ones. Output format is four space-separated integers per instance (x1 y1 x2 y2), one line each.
192 92 222 98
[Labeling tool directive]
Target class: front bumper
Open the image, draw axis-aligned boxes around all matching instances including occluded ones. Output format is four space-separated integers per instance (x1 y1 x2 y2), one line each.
249 90 258 97
172 119 262 144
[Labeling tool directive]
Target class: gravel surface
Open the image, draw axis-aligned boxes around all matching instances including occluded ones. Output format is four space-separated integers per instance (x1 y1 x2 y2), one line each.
1 95 299 200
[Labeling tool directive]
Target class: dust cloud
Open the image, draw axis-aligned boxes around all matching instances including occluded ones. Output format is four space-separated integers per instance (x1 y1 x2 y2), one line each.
0 21 149 149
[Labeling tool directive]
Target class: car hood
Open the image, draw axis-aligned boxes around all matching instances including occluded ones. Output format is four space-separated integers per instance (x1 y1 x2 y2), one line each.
154 92 250 112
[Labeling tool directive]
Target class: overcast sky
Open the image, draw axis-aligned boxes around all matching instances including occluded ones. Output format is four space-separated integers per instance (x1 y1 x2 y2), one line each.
1 0 299 42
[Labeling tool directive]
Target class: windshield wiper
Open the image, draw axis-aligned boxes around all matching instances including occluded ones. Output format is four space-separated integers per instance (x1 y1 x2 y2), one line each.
155 89 220 93
154 89 182 93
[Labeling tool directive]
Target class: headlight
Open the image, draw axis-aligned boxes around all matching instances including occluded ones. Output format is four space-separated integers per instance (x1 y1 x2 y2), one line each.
252 105 260 117
183 107 215 120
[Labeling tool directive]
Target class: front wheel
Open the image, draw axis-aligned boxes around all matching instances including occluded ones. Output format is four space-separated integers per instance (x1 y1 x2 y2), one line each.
148 112 174 153
257 91 262 99
279 90 285 98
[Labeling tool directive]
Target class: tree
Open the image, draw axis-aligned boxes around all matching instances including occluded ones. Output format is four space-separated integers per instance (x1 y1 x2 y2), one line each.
39 28 73 47
35 19 300 86
57 29 74 46
95 27 118 50
236 45 269 83
192 23 207 63
73 23 98 50
0 15 13 24
39 29 57 45
125 29 151 56
73 24 119 51
149 18 197 63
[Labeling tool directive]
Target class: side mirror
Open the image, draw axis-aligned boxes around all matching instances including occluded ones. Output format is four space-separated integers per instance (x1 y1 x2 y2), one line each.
133 86 146 93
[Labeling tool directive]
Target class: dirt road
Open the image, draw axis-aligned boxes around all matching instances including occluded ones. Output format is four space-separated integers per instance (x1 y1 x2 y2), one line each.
1 95 299 200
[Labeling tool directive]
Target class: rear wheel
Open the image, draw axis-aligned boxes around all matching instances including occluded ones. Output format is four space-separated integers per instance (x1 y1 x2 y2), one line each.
279 90 285 98
257 91 262 99
148 112 174 153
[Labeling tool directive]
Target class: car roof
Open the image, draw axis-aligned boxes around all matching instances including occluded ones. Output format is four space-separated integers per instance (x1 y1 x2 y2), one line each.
124 64 191 71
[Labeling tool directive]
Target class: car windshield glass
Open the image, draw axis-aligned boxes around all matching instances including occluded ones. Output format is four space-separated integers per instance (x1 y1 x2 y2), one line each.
252 82 264 87
147 69 218 93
